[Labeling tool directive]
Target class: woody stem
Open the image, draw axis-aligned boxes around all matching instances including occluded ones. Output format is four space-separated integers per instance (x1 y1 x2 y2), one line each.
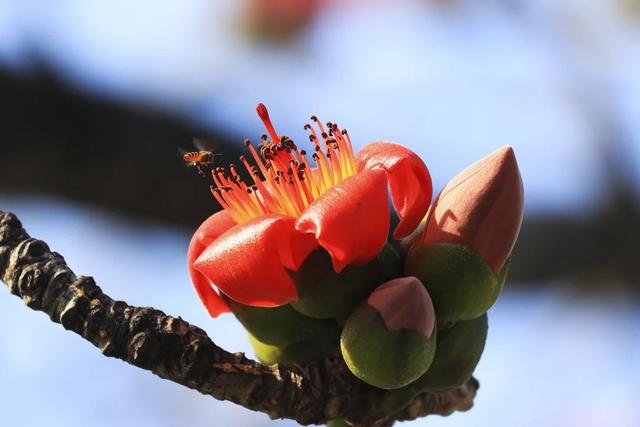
0 210 478 426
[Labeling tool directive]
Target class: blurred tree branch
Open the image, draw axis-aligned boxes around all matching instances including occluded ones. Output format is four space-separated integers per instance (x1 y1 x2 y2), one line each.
0 210 477 426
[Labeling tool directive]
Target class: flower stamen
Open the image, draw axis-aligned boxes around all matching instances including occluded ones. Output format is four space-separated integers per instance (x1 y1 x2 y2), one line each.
210 103 357 224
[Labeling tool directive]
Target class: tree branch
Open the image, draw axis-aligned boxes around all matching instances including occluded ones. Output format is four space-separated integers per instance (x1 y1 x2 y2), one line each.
0 210 478 425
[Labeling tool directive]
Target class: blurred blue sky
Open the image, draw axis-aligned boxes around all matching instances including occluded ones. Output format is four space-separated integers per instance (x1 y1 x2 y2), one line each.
1 0 639 215
1 3 640 425
1 196 639 427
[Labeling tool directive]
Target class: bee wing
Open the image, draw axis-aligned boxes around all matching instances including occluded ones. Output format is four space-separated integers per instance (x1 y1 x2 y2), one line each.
193 138 223 158
193 137 213 152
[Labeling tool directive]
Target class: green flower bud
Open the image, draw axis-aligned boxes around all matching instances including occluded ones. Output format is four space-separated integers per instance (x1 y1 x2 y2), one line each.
405 243 508 322
404 146 521 323
414 313 488 391
290 249 382 323
378 387 417 416
380 314 488 415
249 333 338 365
225 297 340 346
340 277 437 390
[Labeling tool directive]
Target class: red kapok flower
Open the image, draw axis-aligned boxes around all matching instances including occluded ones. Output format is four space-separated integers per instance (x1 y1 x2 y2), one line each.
188 104 432 317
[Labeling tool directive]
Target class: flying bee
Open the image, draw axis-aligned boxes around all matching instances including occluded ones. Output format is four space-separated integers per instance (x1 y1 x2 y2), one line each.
183 150 216 178
181 138 221 178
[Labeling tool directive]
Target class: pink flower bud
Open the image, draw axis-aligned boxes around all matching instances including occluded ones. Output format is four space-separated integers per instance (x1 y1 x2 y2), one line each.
421 146 524 273
367 276 435 338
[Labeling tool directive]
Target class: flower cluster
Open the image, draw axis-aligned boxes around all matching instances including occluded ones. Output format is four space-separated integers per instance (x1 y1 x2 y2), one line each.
187 104 523 403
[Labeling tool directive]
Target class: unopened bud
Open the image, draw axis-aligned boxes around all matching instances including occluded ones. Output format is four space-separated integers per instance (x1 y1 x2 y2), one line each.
380 314 488 414
407 146 522 322
411 313 488 391
421 146 524 273
340 277 437 390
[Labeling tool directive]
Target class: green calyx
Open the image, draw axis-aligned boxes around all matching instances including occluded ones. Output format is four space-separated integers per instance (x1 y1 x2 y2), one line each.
290 249 383 323
225 297 340 346
249 333 338 366
405 243 508 322
340 305 436 390
380 314 488 414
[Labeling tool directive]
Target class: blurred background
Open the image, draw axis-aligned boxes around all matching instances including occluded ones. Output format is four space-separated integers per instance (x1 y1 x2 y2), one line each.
1 0 639 426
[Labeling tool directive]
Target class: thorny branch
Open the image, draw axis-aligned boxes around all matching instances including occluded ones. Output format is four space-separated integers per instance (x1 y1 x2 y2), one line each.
0 210 477 426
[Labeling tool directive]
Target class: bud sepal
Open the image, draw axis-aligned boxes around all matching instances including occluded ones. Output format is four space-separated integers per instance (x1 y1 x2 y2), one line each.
406 242 508 322
226 297 340 346
249 333 339 366
290 249 383 323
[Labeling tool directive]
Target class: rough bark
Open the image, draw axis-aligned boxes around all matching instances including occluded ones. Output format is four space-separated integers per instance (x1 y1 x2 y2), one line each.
0 210 477 426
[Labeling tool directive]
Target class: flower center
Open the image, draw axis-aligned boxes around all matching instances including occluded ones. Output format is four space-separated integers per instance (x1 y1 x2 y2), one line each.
209 104 358 223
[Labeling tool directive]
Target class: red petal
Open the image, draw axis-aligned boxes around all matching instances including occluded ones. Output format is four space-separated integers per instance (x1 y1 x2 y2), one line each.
188 210 237 317
356 142 432 239
194 214 316 307
296 168 390 273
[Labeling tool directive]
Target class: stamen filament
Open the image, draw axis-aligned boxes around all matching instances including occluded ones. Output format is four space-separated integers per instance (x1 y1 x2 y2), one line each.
208 105 358 223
